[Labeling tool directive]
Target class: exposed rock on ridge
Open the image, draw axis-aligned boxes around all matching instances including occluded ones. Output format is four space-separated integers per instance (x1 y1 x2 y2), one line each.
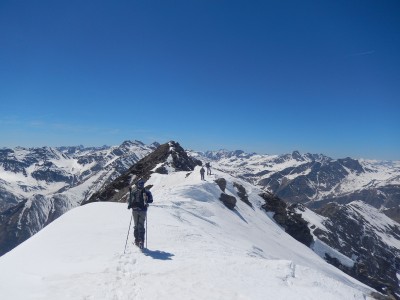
83 141 201 204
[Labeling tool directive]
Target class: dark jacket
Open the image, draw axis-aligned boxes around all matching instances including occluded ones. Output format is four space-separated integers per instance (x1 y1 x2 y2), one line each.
128 187 153 211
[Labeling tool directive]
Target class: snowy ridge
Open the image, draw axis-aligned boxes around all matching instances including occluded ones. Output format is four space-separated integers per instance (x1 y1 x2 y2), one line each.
0 167 377 300
0 140 156 256
191 149 400 208
2 142 399 298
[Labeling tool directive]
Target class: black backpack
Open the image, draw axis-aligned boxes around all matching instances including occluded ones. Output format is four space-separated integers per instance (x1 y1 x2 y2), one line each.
128 188 147 209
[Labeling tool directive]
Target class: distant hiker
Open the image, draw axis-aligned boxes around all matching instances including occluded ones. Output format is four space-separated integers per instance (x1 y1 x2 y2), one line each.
128 179 153 248
205 162 212 175
200 166 205 180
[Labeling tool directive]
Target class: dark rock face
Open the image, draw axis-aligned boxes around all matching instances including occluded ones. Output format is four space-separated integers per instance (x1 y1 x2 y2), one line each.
383 206 400 223
170 143 202 171
233 182 252 208
0 184 20 212
0 194 71 256
219 193 236 210
285 203 314 247
260 159 355 204
260 192 287 221
84 141 201 204
314 202 400 298
215 178 227 192
0 200 30 255
31 161 76 184
260 192 313 247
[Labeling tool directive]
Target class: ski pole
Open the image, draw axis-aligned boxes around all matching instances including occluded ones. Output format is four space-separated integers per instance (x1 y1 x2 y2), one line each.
146 210 148 249
124 214 133 254
124 185 134 254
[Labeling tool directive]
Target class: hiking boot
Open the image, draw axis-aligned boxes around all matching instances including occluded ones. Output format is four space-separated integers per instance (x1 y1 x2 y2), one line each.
138 240 144 249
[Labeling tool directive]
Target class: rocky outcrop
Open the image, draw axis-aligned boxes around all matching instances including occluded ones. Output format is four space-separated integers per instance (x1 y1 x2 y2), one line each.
219 193 236 210
233 182 252 208
215 178 227 192
84 141 201 204
260 192 313 247
215 179 250 209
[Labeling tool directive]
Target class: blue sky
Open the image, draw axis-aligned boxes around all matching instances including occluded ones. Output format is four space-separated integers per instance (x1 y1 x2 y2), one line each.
0 0 399 159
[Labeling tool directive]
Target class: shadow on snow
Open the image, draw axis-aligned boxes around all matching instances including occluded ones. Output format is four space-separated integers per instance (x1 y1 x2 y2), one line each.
142 248 175 260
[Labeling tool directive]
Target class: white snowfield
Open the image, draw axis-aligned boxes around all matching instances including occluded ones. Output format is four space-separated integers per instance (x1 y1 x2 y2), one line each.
0 168 377 300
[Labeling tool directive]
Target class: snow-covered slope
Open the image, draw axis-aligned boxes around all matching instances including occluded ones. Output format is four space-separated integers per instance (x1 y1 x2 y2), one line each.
191 150 400 210
295 200 400 294
0 140 157 256
0 169 378 300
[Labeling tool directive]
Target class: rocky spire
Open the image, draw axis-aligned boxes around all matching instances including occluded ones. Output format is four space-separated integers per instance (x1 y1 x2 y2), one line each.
83 141 201 205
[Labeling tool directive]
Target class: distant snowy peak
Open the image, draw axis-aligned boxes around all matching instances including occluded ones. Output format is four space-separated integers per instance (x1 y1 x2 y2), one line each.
0 140 155 185
57 145 110 156
0 146 67 173
195 149 400 211
199 149 330 163
200 149 257 160
273 151 331 164
0 140 157 256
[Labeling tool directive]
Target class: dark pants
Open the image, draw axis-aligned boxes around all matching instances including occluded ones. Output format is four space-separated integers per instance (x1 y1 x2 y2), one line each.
207 168 211 175
132 210 147 242
200 172 205 180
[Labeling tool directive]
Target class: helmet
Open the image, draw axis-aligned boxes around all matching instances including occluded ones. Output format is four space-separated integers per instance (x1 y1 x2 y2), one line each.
136 180 145 188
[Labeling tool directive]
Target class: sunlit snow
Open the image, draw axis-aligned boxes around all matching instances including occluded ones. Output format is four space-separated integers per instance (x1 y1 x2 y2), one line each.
0 168 376 300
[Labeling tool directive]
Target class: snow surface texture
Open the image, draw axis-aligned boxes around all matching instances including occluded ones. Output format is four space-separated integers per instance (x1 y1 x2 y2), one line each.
0 168 376 300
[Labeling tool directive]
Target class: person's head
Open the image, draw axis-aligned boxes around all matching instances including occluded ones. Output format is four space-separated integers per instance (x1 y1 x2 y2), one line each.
136 180 145 188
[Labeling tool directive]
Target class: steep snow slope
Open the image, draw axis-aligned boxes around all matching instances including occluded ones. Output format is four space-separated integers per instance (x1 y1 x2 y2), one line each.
0 168 377 300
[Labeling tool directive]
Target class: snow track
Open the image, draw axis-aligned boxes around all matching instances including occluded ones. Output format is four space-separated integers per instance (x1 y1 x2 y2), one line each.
0 170 377 299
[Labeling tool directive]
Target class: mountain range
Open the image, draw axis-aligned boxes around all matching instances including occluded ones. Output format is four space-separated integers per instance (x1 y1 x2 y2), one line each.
194 149 400 211
0 140 158 255
1 140 399 299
